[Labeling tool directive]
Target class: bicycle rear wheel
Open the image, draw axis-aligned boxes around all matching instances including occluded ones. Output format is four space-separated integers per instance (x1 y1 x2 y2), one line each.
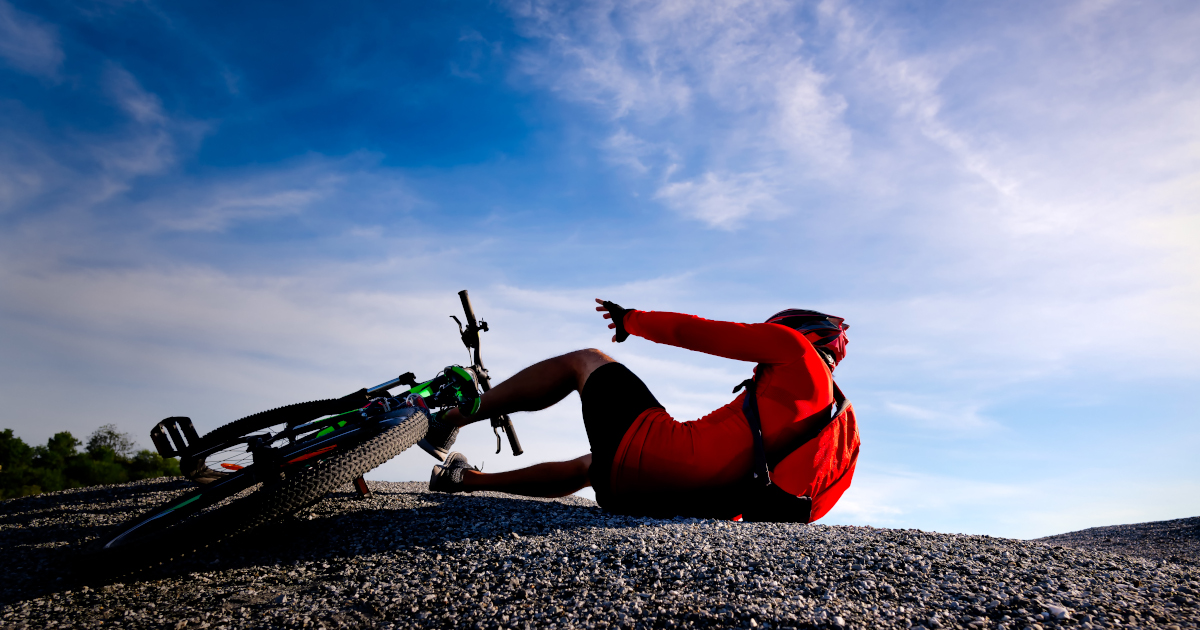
87 406 429 576
182 393 367 483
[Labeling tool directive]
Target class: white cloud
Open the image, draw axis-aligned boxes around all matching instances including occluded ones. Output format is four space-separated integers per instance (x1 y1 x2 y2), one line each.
774 61 851 168
821 465 1026 533
602 128 653 173
138 159 391 233
88 63 195 182
105 64 168 125
156 188 321 232
882 400 997 433
0 0 64 79
817 0 1018 197
824 463 1200 540
0 63 212 223
509 0 853 227
655 170 785 229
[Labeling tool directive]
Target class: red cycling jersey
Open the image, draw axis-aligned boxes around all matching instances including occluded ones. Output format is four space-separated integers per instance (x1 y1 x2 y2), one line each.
611 309 860 522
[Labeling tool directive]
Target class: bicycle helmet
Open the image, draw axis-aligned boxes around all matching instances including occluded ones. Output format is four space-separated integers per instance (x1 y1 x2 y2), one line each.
765 308 849 369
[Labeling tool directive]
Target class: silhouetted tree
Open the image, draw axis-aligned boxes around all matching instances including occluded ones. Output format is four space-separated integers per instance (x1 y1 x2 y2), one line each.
87 424 136 459
0 427 180 500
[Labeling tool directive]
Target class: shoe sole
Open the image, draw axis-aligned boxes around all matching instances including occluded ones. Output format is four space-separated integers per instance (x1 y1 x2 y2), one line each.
417 438 448 462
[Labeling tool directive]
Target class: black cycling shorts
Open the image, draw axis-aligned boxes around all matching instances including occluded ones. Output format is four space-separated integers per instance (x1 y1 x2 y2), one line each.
581 362 663 506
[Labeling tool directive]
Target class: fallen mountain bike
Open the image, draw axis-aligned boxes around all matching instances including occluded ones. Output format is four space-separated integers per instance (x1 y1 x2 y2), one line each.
86 290 521 574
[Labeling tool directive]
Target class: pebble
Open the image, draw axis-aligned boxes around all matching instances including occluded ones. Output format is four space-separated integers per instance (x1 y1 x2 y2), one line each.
0 477 1197 629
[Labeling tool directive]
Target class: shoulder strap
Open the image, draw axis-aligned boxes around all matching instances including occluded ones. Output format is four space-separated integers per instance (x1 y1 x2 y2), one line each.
734 368 771 487
735 366 848 487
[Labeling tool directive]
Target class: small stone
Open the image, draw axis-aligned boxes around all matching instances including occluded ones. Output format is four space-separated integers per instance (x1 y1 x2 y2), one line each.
1046 604 1069 620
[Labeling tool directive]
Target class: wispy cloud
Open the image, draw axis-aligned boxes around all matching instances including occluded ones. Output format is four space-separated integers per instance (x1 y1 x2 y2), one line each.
88 64 183 182
139 160 375 233
822 465 1026 533
0 62 208 223
0 0 64 79
654 170 784 229
818 0 1017 197
509 0 852 227
825 463 1200 539
882 400 998 434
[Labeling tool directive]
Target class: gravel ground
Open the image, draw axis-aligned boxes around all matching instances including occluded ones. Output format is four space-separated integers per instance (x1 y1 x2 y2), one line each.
1036 519 1200 569
1 477 1197 630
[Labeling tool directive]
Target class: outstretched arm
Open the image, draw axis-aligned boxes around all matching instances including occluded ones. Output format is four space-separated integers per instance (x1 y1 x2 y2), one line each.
596 299 812 366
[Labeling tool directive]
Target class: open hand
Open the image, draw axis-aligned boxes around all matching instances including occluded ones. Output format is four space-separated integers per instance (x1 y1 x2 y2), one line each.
595 298 631 342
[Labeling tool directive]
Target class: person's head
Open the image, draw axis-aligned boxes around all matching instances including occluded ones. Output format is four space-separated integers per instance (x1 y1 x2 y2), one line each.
765 309 849 370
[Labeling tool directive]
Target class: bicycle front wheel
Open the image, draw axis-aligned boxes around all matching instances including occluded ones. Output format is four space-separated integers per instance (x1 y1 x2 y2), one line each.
86 407 429 576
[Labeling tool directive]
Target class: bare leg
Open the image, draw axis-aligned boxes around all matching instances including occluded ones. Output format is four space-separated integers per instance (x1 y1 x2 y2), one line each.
460 454 593 498
435 350 611 497
442 348 614 427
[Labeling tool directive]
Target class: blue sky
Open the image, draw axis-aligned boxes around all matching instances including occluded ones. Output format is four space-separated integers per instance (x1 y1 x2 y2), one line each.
1 0 1197 539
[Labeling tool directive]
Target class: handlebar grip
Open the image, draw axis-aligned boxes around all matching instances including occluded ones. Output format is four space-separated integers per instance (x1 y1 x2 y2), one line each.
458 290 479 328
500 415 523 456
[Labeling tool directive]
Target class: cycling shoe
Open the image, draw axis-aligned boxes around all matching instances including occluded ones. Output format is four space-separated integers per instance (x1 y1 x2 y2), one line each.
429 451 479 493
417 408 460 462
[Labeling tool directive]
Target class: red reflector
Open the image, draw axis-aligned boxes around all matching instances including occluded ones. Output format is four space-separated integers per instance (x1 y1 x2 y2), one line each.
220 463 244 471
288 445 338 464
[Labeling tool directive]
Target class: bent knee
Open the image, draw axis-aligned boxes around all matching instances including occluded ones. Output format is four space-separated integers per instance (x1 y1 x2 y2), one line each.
564 349 615 389
571 348 615 363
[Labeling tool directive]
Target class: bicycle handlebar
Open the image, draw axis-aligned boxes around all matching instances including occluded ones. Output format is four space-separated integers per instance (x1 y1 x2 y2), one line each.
458 290 523 456
362 291 523 456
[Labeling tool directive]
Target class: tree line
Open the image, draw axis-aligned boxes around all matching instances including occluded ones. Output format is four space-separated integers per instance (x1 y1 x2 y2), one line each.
0 425 181 500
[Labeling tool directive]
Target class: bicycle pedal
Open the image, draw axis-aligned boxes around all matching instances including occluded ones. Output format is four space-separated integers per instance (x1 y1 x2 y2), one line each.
150 416 201 459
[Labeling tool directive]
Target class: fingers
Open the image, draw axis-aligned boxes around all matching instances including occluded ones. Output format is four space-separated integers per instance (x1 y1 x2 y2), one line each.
596 298 612 318
598 299 617 342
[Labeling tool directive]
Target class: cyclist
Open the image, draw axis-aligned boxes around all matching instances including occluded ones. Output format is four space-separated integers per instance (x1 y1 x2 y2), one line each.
424 299 859 522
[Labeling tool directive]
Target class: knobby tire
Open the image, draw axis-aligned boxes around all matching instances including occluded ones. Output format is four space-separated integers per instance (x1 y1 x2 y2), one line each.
85 409 428 577
182 396 365 482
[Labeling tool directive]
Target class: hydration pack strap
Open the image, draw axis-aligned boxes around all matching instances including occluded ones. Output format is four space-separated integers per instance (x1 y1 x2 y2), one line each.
734 372 769 486
734 365 847 488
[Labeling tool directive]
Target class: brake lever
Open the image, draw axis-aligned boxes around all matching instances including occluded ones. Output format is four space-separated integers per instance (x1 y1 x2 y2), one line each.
452 314 488 352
